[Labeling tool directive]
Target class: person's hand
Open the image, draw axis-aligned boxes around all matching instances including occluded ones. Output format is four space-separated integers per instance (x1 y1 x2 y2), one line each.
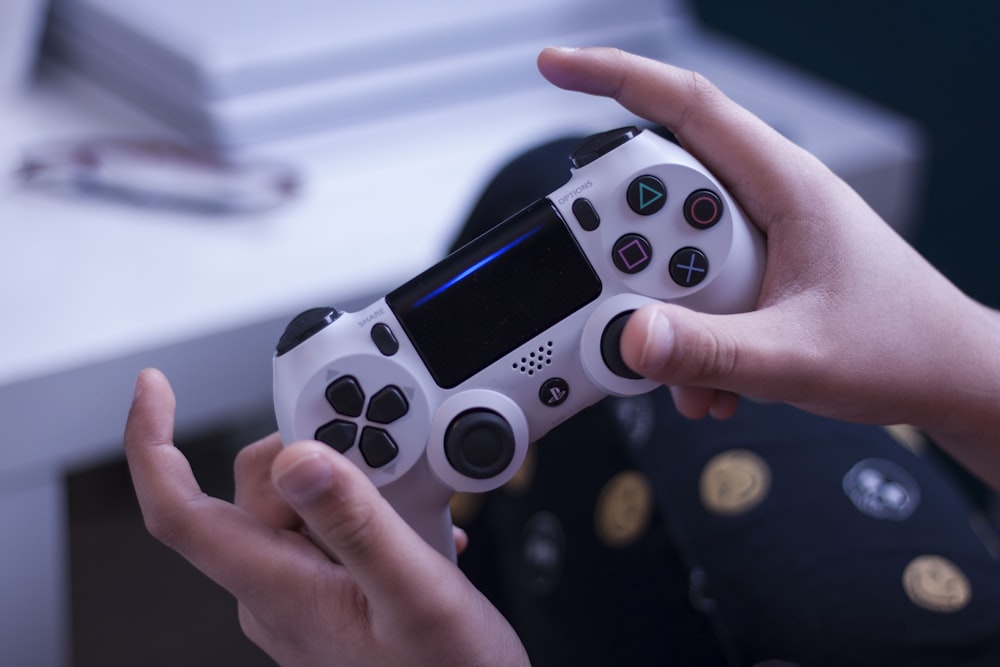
538 47 1000 485
123 368 529 667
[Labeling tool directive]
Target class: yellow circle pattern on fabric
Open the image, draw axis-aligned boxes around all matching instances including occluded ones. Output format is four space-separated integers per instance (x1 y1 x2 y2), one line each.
595 471 654 548
902 554 972 613
700 449 771 516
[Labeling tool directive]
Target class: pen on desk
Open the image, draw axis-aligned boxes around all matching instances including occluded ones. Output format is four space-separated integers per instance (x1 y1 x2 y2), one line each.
14 138 300 215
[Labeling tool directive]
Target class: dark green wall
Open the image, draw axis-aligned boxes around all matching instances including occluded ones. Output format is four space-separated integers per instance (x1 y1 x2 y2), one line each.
693 0 999 308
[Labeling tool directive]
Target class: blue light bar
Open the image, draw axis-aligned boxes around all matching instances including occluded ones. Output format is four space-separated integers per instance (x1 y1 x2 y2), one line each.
413 224 543 308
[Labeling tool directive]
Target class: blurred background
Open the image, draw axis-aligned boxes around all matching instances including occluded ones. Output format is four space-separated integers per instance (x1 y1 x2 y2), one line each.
1 0 995 665
698 0 998 310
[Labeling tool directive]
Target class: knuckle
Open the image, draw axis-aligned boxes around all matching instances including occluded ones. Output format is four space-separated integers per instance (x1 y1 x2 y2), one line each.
677 69 721 126
313 497 381 557
395 591 465 638
232 447 261 498
140 494 201 549
602 47 633 100
237 602 288 658
237 604 262 642
233 437 276 482
232 444 256 479
687 325 739 382
142 505 187 547
686 69 718 98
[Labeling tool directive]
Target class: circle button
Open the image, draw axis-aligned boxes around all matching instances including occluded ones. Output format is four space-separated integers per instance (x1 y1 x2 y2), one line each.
627 175 666 215
683 189 724 229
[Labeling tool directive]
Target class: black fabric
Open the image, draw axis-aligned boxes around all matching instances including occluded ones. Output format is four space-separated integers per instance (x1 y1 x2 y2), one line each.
452 136 1000 666
637 395 1000 666
458 392 728 666
448 136 585 251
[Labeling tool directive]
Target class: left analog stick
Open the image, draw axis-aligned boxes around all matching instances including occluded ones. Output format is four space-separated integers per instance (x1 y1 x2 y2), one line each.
444 409 515 480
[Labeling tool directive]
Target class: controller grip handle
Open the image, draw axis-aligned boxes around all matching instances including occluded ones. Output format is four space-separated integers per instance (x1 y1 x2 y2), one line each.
380 456 457 563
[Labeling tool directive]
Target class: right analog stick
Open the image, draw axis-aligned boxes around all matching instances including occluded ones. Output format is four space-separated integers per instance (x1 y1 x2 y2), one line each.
444 409 516 480
601 310 643 380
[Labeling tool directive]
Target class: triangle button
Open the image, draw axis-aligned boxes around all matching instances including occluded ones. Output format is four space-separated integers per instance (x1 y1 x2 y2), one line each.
627 175 667 215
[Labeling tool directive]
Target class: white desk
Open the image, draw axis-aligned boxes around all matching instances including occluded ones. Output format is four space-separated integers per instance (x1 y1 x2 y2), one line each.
0 29 924 666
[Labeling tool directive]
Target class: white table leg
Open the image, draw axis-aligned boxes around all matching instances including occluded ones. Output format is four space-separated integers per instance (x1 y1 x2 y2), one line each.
0 474 69 667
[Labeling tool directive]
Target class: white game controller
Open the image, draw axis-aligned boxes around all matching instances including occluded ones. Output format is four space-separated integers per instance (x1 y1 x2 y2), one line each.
273 127 765 561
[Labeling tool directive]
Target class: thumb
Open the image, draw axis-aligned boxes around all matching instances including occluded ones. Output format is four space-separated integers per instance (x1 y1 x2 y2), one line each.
620 302 790 397
271 441 451 612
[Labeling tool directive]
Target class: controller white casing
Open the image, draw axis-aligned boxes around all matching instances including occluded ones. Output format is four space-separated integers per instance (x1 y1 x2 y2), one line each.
273 128 766 561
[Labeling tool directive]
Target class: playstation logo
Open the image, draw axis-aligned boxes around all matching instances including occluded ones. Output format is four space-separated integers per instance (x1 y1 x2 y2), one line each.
539 378 570 407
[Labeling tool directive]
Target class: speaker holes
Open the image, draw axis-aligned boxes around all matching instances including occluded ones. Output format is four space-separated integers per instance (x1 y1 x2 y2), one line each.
513 342 555 375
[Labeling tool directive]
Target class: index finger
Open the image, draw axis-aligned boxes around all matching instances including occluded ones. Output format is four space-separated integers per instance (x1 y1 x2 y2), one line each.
124 369 334 604
536 47 829 232
233 432 300 529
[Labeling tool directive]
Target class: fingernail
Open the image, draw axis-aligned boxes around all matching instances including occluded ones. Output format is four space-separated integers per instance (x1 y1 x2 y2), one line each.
134 368 160 399
638 310 673 373
275 453 333 504
552 46 580 53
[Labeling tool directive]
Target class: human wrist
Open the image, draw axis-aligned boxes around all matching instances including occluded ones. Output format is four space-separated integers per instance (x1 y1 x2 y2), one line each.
920 302 1000 488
